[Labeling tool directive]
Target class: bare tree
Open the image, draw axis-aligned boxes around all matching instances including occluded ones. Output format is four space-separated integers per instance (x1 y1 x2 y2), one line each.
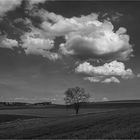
64 87 90 115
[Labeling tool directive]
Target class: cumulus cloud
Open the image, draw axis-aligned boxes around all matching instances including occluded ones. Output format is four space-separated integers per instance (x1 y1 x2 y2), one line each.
18 9 133 62
84 76 120 84
18 8 136 82
0 37 18 49
42 11 132 61
76 60 135 83
0 0 22 16
22 35 54 52
40 11 99 37
21 27 61 60
84 76 103 83
102 76 120 83
76 61 134 78
27 9 132 62
38 12 132 61
59 22 132 61
0 1 133 62
0 6 135 69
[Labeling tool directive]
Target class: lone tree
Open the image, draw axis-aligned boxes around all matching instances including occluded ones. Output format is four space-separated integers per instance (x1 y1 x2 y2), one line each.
64 87 90 115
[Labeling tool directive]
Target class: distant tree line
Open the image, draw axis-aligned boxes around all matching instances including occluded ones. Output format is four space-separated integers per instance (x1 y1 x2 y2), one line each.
0 102 29 106
0 101 52 106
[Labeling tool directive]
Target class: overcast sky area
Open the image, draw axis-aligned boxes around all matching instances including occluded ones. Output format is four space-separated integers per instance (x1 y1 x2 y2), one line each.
0 0 140 104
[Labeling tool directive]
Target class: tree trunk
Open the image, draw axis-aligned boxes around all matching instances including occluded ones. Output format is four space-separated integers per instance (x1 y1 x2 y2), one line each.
66 105 69 111
74 103 80 115
76 107 79 115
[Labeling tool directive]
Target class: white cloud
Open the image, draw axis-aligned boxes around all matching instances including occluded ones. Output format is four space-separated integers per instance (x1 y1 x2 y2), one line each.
21 28 61 60
59 22 132 61
0 37 18 49
37 10 132 61
102 76 120 83
22 35 54 52
0 1 134 62
84 76 120 84
0 0 22 16
20 10 133 62
76 60 135 83
39 12 133 61
76 60 134 79
38 10 99 35
84 76 103 83
39 11 100 39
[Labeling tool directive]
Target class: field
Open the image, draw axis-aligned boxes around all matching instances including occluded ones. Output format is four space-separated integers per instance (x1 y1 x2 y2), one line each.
0 103 140 139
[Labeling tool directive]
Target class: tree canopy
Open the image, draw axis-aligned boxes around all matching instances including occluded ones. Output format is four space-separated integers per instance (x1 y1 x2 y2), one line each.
64 86 90 114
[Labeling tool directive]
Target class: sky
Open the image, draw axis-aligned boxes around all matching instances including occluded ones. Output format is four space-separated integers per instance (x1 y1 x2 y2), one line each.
0 0 140 104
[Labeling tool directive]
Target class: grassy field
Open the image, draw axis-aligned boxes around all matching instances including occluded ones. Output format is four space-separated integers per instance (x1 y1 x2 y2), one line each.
0 105 140 139
0 108 114 117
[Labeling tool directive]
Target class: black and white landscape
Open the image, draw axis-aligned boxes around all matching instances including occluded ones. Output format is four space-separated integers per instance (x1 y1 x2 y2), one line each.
0 0 140 139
